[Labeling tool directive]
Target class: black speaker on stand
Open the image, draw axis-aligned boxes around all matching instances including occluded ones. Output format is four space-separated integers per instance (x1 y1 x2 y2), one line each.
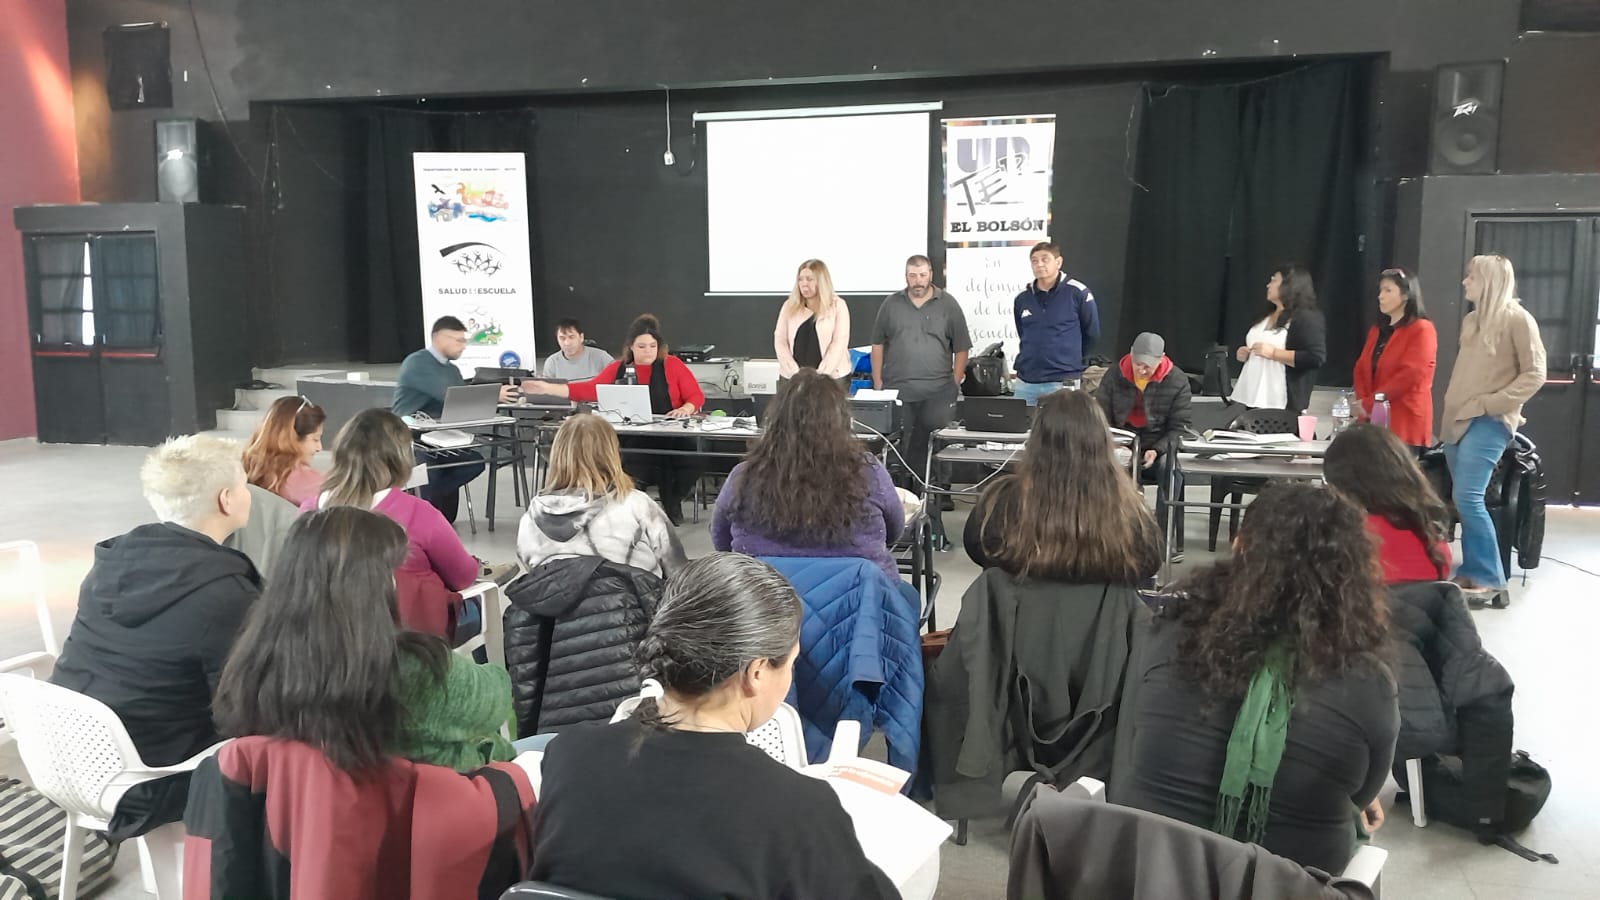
1428 62 1504 175
155 119 202 203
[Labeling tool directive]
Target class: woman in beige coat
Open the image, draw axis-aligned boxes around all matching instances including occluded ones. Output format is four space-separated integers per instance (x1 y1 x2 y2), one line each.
1439 254 1546 594
774 259 853 386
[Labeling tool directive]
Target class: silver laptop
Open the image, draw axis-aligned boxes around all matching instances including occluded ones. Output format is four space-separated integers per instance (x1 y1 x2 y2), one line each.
439 384 502 424
594 383 655 422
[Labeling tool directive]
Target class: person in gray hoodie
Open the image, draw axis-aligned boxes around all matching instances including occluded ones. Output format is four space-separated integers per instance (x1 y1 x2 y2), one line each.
51 436 260 839
517 414 686 579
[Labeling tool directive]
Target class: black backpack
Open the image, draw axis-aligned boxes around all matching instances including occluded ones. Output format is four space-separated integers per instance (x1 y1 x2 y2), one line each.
1416 751 1557 863
962 343 1006 397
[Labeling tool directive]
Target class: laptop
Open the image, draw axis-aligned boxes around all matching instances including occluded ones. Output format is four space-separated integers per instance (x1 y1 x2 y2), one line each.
961 396 1030 434
518 377 572 408
439 384 503 424
594 383 655 423
472 366 532 384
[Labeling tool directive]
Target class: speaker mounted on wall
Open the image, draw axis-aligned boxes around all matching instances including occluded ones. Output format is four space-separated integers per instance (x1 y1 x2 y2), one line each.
156 119 203 203
1429 61 1504 175
105 23 173 110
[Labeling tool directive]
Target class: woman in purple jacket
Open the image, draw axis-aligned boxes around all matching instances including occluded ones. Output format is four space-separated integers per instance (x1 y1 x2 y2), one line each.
712 370 905 580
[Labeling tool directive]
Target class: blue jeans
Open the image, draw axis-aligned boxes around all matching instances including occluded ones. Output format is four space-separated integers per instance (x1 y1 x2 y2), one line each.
1443 417 1512 588
1012 379 1077 406
512 733 557 753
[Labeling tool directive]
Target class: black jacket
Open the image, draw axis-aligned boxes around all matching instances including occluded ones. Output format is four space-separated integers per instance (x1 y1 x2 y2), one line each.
1387 581 1515 824
504 556 662 736
1282 309 1327 415
1094 360 1193 456
50 523 261 766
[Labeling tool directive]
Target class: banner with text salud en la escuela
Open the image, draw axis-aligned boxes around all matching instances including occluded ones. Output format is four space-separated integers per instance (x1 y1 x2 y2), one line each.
413 152 537 375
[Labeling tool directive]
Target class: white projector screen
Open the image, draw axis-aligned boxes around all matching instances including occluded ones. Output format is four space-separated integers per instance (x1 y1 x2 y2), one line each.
704 109 931 295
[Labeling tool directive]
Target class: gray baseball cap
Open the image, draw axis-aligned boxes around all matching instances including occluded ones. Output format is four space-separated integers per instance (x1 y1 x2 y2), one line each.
1131 332 1165 367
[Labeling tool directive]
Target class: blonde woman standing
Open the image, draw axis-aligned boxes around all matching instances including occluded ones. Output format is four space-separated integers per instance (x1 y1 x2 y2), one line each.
774 259 853 385
518 413 687 578
1439 254 1546 595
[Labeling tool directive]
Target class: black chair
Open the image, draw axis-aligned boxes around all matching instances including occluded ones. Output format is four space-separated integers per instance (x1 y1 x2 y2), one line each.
1206 407 1300 550
501 883 616 900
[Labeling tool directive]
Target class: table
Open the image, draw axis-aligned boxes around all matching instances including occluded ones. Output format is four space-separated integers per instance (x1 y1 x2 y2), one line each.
1161 438 1330 584
410 415 528 534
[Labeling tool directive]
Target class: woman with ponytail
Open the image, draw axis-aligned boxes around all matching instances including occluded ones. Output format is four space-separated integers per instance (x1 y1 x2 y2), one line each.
528 553 898 900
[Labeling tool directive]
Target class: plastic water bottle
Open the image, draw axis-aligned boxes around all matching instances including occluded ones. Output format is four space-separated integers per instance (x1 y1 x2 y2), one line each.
1331 392 1352 434
1371 393 1391 429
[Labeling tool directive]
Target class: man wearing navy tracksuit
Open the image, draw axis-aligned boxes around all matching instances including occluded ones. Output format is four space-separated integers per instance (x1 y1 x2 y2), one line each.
1011 242 1100 405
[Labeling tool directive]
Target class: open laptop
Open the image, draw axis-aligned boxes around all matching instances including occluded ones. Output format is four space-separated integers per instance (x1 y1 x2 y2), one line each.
594 383 655 423
439 384 503 424
961 396 1030 434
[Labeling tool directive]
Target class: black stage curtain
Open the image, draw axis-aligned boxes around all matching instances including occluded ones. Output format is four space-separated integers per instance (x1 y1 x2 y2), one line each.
1123 62 1372 385
355 108 536 363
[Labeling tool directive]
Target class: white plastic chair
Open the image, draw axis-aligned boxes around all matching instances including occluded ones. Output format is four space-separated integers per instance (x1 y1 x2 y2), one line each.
743 702 808 770
453 580 506 667
0 674 224 900
0 540 61 681
1405 757 1427 827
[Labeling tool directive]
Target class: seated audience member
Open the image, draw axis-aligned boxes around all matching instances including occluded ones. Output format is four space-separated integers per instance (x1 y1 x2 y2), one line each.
220 507 514 771
713 370 904 580
1120 483 1398 874
50 435 260 838
542 317 614 380
966 388 1162 583
530 553 898 900
395 316 515 523
1324 423 1452 583
304 409 481 639
1095 331 1192 558
524 314 705 524
224 483 298 576
242 395 327 506
519 412 686 578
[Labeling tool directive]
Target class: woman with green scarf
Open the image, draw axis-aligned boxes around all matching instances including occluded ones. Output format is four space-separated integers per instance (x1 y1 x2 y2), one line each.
1119 482 1399 873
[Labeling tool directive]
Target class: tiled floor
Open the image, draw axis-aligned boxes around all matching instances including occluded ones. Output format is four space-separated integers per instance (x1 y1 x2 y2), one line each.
1 436 1595 899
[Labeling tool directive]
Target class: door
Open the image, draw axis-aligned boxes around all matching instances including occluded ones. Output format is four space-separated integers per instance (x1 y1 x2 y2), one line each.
25 233 164 445
1472 216 1600 505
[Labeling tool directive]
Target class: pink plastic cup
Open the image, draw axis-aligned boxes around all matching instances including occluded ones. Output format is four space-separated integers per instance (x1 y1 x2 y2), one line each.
1297 415 1317 441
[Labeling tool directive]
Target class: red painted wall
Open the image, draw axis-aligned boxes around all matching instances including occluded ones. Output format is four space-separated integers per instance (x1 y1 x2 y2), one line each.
0 0 79 440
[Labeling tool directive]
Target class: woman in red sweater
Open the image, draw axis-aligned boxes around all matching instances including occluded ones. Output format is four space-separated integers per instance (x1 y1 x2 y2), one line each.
1352 268 1437 449
1324 424 1452 583
525 314 705 523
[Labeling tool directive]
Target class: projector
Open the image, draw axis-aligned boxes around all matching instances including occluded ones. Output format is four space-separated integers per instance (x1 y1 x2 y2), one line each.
676 344 715 362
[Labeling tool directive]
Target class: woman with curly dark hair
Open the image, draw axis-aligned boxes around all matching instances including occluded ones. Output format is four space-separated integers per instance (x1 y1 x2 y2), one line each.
1324 423 1452 582
964 388 1162 585
1120 482 1398 874
712 370 904 580
1230 264 1327 413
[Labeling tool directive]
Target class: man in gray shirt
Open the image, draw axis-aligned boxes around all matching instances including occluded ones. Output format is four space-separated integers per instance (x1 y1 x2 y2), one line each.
542 317 615 380
871 255 972 499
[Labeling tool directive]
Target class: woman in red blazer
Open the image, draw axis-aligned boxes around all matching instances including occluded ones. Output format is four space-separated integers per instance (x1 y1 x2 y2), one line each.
1352 268 1437 449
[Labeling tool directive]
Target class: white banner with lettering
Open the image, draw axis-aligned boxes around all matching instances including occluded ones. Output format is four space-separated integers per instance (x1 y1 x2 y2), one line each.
412 152 537 374
942 115 1055 364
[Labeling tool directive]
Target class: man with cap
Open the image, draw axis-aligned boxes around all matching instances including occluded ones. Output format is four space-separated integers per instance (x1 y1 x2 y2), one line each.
1096 332 1192 559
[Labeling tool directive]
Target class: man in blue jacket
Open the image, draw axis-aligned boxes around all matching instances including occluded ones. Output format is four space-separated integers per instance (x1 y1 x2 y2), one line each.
1012 242 1100 405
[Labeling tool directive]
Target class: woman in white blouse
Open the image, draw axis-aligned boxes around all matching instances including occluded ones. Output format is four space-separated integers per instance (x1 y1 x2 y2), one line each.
774 259 853 387
1230 264 1325 412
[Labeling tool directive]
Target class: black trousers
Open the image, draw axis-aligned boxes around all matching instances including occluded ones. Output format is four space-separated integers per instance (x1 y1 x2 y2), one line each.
898 382 960 489
620 436 702 513
414 447 485 523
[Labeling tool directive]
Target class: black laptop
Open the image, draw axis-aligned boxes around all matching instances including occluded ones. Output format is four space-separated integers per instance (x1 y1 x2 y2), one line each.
961 396 1030 433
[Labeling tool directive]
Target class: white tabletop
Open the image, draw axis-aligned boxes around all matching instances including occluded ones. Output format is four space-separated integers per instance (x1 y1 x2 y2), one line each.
1181 438 1330 457
409 415 516 431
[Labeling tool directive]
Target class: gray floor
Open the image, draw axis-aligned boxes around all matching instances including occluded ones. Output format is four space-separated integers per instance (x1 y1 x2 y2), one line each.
2 436 1596 899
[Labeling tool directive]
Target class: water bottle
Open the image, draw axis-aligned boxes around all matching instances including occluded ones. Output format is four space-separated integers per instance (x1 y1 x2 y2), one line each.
622 363 638 386
1331 392 1352 434
1371 392 1391 429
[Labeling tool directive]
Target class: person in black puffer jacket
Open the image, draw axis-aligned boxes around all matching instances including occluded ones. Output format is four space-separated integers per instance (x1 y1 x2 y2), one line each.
1388 580 1515 832
503 555 663 737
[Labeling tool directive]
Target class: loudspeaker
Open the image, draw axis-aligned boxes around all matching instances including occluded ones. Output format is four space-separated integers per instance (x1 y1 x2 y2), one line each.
1429 62 1504 175
104 23 173 110
155 119 201 203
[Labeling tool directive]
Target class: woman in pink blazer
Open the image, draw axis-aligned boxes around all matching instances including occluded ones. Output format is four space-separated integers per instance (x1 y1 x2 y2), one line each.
774 259 853 385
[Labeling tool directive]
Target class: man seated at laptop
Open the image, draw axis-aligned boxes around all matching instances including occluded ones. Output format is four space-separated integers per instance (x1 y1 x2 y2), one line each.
395 316 515 523
542 317 614 380
1095 331 1192 559
51 435 260 839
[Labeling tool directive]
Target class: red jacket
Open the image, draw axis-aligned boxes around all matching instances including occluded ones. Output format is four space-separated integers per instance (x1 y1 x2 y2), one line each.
566 355 706 411
1352 318 1437 447
1368 514 1450 583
